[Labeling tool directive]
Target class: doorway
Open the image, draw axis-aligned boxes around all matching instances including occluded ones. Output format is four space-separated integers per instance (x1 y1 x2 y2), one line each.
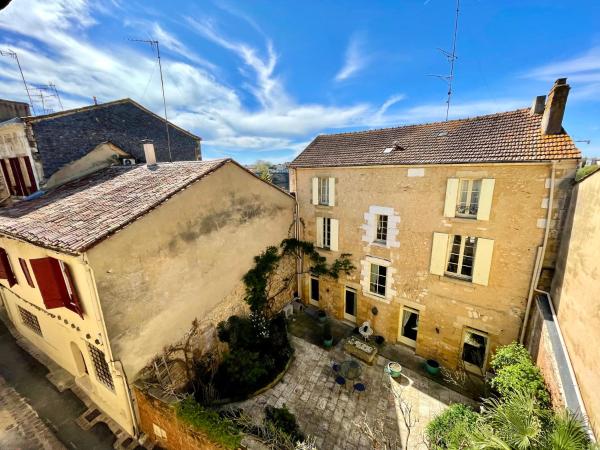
309 276 319 306
344 287 357 322
398 307 419 348
70 342 88 377
461 328 489 374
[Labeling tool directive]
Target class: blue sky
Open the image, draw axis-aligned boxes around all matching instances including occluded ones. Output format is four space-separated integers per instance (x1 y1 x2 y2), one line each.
1 0 599 163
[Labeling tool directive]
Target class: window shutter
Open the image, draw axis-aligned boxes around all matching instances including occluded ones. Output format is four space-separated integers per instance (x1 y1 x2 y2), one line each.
330 219 339 251
19 258 34 288
473 238 494 286
61 262 83 317
443 178 459 218
316 217 324 247
328 177 336 206
30 257 70 310
477 179 495 221
0 248 16 286
311 178 319 205
430 232 449 276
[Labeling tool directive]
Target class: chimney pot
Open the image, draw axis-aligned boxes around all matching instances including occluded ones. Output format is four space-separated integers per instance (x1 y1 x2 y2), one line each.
541 78 570 135
530 95 546 115
141 140 157 166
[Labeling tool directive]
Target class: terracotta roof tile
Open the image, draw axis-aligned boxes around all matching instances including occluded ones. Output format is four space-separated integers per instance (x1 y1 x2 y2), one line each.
0 159 229 254
290 109 580 168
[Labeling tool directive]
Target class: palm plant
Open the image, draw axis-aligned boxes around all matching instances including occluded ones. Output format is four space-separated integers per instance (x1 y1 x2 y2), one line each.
545 409 594 450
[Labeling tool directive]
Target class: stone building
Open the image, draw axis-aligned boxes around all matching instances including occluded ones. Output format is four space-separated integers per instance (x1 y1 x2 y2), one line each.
0 98 200 199
0 151 295 436
289 79 580 372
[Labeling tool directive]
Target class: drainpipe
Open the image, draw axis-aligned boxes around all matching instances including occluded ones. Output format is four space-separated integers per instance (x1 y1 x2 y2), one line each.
294 191 302 300
520 160 556 344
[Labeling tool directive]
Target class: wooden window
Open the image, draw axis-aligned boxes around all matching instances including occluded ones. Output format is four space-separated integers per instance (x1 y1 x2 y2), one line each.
456 179 482 218
316 217 338 250
446 235 477 280
19 258 34 288
30 257 83 317
318 177 329 205
375 214 388 243
0 248 17 287
87 344 114 390
444 177 495 221
369 264 387 297
0 157 37 196
18 306 42 336
311 177 335 206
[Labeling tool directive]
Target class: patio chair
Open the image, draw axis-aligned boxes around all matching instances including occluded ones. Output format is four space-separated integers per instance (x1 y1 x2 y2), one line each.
358 321 373 341
334 375 346 390
332 362 340 373
353 382 366 397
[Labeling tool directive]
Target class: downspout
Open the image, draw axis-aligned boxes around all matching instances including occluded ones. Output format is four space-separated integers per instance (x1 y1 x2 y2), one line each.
293 174 302 300
520 160 556 343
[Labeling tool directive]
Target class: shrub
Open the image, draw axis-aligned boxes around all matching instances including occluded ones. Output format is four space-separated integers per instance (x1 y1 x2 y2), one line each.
265 405 305 443
425 403 478 449
490 342 531 371
175 396 241 449
490 362 550 407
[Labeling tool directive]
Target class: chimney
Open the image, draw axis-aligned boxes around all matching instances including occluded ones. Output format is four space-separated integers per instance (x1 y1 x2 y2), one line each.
530 95 546 115
141 140 157 166
541 78 570 135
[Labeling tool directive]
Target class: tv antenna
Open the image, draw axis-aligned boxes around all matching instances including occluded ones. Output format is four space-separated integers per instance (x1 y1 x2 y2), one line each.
130 38 172 162
33 83 64 113
0 49 35 115
427 0 460 121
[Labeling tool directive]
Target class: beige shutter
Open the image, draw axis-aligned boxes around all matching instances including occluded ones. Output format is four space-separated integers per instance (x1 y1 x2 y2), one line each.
444 178 459 218
477 179 495 221
330 219 339 251
473 238 494 286
316 217 324 247
328 177 336 206
430 232 449 275
312 178 319 205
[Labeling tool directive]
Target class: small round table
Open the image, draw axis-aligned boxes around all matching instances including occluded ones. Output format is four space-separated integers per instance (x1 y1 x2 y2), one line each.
339 360 362 380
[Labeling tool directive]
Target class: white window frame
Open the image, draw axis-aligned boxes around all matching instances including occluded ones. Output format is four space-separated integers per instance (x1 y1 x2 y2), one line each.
461 328 489 374
445 235 477 281
456 179 482 218
309 276 319 306
318 177 329 205
322 217 331 249
375 214 388 244
398 306 420 348
369 264 387 297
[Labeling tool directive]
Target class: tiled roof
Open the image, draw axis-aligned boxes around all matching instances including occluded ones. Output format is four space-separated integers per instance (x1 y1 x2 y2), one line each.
290 109 580 168
0 159 229 254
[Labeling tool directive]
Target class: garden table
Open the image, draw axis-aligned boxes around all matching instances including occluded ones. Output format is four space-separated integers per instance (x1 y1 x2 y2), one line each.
339 359 362 380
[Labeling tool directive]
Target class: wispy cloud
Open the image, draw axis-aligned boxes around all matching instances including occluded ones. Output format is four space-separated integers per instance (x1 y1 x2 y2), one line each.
335 33 369 82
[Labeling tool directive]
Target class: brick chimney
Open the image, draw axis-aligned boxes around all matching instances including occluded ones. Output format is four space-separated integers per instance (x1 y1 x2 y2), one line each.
541 78 570 135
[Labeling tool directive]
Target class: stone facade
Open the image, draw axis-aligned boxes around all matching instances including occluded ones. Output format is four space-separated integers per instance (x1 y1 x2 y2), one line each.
292 161 577 371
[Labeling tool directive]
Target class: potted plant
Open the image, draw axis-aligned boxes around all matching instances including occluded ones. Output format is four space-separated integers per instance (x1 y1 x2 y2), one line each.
425 359 441 376
323 321 333 348
317 309 327 323
374 335 385 345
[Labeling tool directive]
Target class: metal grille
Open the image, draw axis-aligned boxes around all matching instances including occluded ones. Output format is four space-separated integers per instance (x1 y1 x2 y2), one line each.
87 344 114 390
18 306 42 336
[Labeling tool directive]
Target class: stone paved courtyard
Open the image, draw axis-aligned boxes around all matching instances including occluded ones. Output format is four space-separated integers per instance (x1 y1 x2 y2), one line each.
235 335 478 449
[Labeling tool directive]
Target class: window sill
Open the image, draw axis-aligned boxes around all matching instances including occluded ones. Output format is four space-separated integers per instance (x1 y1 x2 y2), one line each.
363 290 391 304
449 216 478 223
440 274 475 287
371 241 388 248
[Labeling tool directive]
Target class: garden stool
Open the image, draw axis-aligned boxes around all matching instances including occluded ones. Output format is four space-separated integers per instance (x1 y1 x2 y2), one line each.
334 375 346 390
353 382 366 398
332 362 340 373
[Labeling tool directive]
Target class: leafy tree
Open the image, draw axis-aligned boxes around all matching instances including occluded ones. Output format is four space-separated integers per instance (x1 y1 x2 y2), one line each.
255 160 273 183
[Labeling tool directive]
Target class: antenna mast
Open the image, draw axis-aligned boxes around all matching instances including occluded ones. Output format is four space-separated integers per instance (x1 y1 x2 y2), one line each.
445 0 460 121
0 49 35 115
130 39 172 162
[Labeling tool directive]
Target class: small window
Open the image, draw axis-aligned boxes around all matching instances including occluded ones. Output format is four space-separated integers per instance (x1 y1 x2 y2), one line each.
456 179 482 218
375 214 388 243
322 217 331 249
0 248 17 287
318 177 329 205
446 235 477 280
18 306 42 336
369 264 387 297
462 328 489 372
310 276 319 304
19 258 34 288
88 344 114 390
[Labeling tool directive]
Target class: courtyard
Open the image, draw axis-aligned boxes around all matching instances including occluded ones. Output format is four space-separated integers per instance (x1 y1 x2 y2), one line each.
234 311 479 449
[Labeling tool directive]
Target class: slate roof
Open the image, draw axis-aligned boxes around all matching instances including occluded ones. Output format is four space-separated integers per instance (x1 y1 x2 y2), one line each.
24 98 201 178
290 109 580 168
0 159 229 254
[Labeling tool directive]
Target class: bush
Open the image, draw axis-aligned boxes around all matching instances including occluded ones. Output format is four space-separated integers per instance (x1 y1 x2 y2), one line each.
175 396 241 449
489 342 531 371
490 361 550 407
425 403 478 449
265 405 305 443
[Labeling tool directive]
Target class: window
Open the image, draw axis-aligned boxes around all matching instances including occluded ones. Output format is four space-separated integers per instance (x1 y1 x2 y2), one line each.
18 306 42 336
462 329 489 372
30 257 83 317
310 276 319 304
375 214 388 243
0 157 37 197
322 218 331 249
456 179 482 218
399 307 419 347
88 344 114 390
0 248 17 287
318 177 329 205
446 235 477 280
369 264 387 297
19 258 34 288
344 287 357 321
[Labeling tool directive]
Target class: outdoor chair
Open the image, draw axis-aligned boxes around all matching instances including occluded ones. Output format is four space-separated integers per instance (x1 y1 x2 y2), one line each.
332 362 340 373
334 375 346 389
353 382 366 397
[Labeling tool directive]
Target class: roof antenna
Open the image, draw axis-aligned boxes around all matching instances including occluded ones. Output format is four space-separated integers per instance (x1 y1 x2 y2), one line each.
130 38 172 163
427 0 460 121
0 49 36 115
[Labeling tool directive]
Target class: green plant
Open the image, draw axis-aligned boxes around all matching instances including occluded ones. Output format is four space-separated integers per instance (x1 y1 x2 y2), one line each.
546 409 594 450
265 405 305 443
490 342 532 371
425 403 478 449
490 362 550 407
175 396 241 449
575 164 600 182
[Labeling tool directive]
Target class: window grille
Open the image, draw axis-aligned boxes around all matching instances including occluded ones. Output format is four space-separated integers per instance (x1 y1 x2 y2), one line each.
88 344 114 390
18 306 42 336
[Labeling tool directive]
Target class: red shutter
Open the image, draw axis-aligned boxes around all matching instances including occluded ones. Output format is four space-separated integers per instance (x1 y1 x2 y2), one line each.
9 158 26 196
22 156 38 195
30 257 70 310
0 248 17 287
62 262 83 318
19 258 35 288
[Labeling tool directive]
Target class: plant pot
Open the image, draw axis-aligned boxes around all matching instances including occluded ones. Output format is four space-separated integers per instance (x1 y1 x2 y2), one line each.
374 335 385 345
323 337 333 348
387 362 402 378
318 311 327 323
425 359 440 376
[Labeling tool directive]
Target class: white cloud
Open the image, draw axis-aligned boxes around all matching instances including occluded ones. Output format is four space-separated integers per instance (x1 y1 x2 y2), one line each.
335 34 369 82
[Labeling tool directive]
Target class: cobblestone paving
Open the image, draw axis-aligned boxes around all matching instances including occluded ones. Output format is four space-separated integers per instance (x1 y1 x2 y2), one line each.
0 375 65 450
235 336 477 450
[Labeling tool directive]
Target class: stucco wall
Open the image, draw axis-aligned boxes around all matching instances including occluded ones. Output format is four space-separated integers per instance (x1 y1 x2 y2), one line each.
0 236 135 434
87 161 295 377
294 161 576 370
551 170 600 437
